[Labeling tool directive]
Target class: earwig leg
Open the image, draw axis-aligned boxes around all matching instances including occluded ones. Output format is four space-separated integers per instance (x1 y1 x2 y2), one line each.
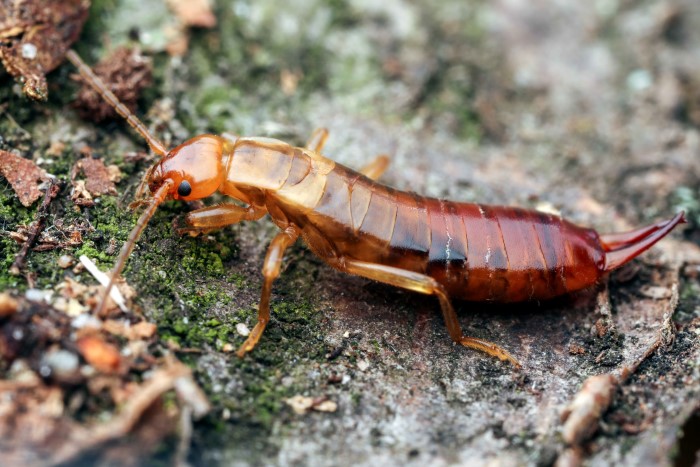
342 260 520 367
305 128 329 153
237 226 301 357
359 155 390 180
177 203 266 235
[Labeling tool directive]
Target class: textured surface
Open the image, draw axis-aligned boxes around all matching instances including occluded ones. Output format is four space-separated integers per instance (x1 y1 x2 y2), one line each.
1 0 700 465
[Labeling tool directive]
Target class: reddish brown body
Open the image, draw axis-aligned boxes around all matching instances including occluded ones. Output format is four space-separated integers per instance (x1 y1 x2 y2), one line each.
67 50 685 366
284 163 606 303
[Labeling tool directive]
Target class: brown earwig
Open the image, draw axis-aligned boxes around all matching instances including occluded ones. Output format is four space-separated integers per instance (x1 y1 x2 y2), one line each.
66 50 686 367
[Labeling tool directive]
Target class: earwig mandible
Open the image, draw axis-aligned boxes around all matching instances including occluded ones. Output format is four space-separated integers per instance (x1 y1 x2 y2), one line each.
66 50 686 367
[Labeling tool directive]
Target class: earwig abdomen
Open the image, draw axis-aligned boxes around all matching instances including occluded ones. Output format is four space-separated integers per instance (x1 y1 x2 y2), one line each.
424 203 605 302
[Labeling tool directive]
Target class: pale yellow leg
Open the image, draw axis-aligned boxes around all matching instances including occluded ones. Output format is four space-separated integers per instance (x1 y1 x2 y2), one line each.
177 204 265 235
237 226 301 357
306 128 390 180
342 260 520 367
359 155 390 180
305 127 329 153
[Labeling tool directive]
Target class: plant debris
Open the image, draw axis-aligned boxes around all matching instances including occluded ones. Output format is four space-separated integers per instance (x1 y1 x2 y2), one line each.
9 220 85 253
76 334 124 374
559 284 681 449
285 395 338 415
9 179 61 277
0 294 209 465
0 150 51 207
163 0 217 56
166 0 216 28
72 46 153 122
70 155 121 206
0 0 90 100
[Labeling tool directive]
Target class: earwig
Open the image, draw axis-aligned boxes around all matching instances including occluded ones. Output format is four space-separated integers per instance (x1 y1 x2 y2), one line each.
66 50 686 367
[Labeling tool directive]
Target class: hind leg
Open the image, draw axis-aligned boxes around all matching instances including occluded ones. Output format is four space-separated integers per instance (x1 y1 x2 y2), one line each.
340 260 520 367
359 155 390 180
306 128 329 153
306 128 390 180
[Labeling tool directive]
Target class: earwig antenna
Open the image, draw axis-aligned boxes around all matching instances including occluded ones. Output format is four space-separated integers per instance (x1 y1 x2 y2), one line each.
95 180 174 316
66 49 168 157
133 164 159 205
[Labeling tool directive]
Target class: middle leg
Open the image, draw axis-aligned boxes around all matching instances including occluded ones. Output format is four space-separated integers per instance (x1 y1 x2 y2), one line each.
237 225 301 357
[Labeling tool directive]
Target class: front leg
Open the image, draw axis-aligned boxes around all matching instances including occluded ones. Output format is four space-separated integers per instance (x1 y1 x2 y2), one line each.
177 203 266 235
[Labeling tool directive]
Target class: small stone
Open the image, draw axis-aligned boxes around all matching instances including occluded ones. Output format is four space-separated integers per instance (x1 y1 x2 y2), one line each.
222 343 234 352
236 323 250 336
640 286 672 300
21 43 38 60
71 313 102 329
627 69 652 92
42 349 80 379
26 288 52 302
57 255 74 268
313 400 338 413
357 359 370 371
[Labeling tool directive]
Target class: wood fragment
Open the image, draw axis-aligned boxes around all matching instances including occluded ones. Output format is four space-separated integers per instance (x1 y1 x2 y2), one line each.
559 283 681 449
560 373 618 445
9 179 60 276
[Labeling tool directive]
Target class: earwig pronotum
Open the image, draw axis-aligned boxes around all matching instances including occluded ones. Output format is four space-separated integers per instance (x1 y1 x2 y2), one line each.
66 50 686 367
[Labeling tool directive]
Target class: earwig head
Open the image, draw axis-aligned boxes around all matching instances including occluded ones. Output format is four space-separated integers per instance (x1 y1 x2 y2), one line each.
148 134 227 201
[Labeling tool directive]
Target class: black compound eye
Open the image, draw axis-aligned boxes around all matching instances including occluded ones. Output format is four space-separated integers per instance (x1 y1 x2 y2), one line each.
177 180 192 197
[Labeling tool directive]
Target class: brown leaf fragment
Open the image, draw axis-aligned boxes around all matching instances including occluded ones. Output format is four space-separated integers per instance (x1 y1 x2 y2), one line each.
103 319 157 341
76 335 123 374
0 0 90 100
71 157 119 201
166 0 217 28
0 150 50 207
72 46 153 121
0 293 19 318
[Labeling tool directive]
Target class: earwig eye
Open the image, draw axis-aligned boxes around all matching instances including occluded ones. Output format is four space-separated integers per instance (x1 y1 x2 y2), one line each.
177 180 192 197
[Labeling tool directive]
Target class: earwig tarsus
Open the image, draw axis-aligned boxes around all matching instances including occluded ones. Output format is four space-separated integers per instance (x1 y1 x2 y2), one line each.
66 50 686 368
